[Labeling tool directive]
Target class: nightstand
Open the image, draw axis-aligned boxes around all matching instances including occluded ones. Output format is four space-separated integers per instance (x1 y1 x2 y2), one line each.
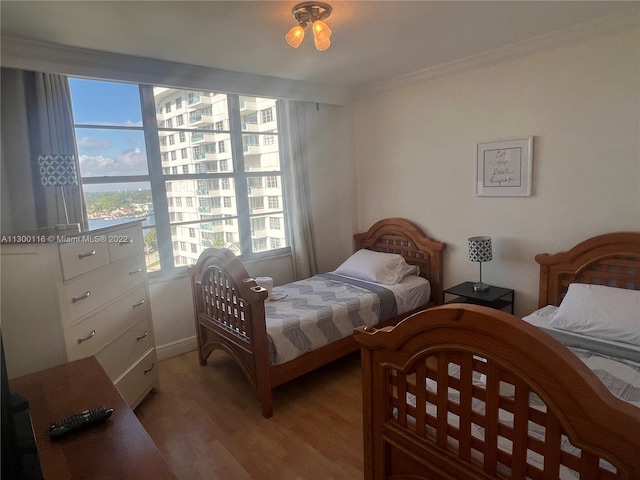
443 281 514 314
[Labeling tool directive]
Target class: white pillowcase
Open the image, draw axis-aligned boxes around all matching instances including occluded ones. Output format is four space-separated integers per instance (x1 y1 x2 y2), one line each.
334 249 419 285
549 283 640 346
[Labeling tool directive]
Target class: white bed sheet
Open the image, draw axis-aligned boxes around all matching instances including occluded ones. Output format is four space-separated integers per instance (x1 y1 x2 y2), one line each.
523 306 640 363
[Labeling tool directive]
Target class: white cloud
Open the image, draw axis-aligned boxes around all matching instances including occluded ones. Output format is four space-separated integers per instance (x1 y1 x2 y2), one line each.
79 148 147 177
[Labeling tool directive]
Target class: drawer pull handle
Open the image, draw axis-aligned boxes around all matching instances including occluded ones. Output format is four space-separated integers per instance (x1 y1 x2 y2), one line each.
78 330 96 344
136 330 149 341
144 363 155 375
78 250 96 260
72 291 91 303
129 268 142 275
133 299 146 308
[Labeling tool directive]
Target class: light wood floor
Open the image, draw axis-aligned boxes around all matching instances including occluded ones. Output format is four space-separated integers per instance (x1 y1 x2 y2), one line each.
135 350 365 480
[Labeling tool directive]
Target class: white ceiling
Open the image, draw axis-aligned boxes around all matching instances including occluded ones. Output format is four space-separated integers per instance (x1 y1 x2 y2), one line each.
1 1 638 90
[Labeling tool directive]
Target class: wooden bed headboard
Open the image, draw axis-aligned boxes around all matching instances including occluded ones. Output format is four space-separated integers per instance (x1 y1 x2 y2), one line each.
534 232 640 308
354 218 446 306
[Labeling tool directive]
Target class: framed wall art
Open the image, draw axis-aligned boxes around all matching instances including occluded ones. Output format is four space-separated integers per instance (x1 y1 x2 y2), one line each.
476 137 533 196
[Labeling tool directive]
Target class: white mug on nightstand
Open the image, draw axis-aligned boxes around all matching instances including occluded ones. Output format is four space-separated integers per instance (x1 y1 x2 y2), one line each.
255 276 273 298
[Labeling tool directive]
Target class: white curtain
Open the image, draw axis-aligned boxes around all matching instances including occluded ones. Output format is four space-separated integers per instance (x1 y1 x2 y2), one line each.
279 100 318 280
28 72 87 229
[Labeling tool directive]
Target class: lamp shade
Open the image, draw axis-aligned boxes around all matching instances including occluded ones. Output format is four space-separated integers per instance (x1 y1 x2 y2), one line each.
468 236 492 262
38 154 78 187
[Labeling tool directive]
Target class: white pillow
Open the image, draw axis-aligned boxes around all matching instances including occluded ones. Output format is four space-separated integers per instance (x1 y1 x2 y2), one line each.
334 249 419 285
549 284 640 346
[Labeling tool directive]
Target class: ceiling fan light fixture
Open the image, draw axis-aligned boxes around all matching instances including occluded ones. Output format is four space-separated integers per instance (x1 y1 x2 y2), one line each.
286 2 333 51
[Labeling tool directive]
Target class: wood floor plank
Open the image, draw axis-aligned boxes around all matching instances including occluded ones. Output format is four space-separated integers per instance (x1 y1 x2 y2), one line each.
135 350 365 480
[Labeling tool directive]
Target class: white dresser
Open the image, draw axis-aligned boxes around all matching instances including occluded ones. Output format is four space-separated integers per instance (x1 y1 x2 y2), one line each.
1 221 158 409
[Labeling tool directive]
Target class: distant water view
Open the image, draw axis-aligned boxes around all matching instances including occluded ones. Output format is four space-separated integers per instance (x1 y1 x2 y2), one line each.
88 215 154 230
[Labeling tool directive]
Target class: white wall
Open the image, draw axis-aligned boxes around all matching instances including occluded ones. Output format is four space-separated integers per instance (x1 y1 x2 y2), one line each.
351 29 640 316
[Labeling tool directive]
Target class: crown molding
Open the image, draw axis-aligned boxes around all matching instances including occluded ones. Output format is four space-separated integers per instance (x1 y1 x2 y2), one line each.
0 36 350 106
354 10 639 99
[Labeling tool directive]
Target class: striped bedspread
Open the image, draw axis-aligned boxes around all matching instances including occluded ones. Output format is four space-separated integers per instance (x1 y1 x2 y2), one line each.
265 273 397 366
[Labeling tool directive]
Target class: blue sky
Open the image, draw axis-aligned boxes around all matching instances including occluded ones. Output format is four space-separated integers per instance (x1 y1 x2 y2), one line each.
69 78 149 183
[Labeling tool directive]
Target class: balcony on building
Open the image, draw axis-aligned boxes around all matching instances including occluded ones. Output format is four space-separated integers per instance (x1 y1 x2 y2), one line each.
191 132 217 144
239 98 258 112
187 95 214 107
189 114 215 127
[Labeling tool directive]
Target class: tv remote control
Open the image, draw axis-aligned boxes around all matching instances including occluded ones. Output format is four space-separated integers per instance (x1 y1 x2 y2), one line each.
49 406 113 439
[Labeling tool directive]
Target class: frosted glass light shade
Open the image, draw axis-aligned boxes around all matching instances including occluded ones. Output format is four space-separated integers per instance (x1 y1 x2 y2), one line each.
286 25 306 48
314 36 331 51
312 20 332 41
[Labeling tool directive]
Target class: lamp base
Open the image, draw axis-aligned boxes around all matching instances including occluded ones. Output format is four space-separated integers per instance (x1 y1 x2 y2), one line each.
473 282 489 292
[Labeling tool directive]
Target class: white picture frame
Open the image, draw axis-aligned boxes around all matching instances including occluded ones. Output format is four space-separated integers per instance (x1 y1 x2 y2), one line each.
476 137 533 196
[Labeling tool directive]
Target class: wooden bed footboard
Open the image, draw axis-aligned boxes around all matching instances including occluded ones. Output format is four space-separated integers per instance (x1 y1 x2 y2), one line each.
355 304 640 480
190 247 273 417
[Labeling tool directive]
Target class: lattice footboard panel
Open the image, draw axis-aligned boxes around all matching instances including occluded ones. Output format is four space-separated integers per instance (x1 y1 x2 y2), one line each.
383 351 624 479
199 265 253 343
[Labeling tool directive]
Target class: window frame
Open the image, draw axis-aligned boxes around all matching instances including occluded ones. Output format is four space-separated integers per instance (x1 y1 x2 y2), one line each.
73 82 291 276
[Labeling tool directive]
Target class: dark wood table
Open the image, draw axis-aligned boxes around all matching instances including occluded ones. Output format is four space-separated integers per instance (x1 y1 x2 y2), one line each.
443 281 515 314
9 356 176 479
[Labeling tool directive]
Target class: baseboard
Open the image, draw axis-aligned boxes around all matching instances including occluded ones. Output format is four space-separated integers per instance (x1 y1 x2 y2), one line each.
156 336 197 362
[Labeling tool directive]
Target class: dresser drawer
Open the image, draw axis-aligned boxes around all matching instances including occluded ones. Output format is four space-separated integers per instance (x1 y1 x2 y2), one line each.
108 224 145 263
65 285 150 360
59 240 110 280
95 316 154 380
114 348 158 408
63 255 147 322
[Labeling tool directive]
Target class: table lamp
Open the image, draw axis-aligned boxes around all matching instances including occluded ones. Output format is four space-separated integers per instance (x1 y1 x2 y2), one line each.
468 236 492 292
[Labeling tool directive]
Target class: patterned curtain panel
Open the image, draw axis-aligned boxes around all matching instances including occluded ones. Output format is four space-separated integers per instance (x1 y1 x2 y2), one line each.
279 100 318 280
26 72 87 230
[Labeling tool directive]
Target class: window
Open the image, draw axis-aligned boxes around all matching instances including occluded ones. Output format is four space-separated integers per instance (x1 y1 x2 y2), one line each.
69 79 289 273
261 107 273 123
266 176 278 188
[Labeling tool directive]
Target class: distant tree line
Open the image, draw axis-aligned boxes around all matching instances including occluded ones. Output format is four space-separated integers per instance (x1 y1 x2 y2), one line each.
85 190 152 215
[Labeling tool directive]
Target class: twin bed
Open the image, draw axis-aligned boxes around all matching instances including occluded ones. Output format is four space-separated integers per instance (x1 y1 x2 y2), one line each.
355 231 640 479
192 221 639 477
191 218 445 418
